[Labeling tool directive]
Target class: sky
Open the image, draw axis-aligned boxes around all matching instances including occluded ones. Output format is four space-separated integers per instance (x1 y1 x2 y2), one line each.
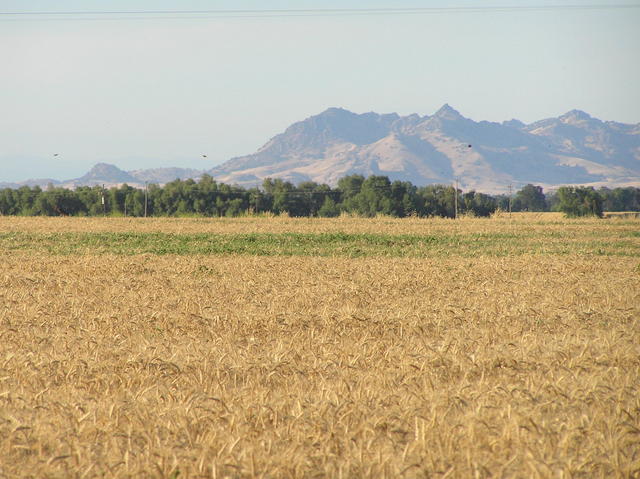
1 0 639 182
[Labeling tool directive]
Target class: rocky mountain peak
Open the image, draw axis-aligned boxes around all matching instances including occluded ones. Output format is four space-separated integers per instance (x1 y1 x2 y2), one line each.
503 119 526 129
318 107 352 117
433 103 464 121
274 107 398 148
78 163 138 184
84 162 125 176
560 109 593 124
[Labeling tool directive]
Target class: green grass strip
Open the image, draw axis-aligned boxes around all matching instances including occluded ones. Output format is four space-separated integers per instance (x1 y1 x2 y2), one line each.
0 232 638 257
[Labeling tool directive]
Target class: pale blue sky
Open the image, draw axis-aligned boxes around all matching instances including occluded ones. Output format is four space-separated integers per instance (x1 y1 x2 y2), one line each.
1 0 639 181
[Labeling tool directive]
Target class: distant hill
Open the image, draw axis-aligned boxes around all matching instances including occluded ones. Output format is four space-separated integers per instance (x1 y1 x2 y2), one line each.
128 167 204 185
73 163 139 186
0 178 61 189
0 164 204 190
208 105 640 193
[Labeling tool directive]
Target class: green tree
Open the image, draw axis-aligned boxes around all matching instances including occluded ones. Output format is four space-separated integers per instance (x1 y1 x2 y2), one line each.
337 175 364 203
263 179 302 215
32 187 86 216
417 185 456 218
318 196 340 217
599 187 640 212
461 191 497 217
225 198 246 217
515 184 547 211
389 180 419 217
342 175 393 217
16 186 41 215
556 186 603 217
0 189 18 215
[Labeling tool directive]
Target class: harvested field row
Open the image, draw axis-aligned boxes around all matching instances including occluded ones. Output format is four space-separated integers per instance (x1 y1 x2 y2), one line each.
2 214 639 236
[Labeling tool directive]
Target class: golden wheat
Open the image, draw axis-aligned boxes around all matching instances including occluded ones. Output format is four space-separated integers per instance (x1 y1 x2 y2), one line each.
0 211 632 236
0 216 638 478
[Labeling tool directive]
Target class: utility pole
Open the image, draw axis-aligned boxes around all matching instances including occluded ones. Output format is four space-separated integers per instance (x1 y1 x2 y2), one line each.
101 184 106 216
508 183 513 217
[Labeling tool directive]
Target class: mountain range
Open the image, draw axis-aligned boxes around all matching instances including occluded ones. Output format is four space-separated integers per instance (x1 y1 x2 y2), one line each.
3 105 639 193
0 164 202 191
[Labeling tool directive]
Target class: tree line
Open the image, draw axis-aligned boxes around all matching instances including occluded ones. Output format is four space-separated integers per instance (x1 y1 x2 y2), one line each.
1 174 638 218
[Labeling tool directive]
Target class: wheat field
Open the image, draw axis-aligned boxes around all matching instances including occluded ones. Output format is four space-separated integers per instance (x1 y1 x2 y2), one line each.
0 215 639 478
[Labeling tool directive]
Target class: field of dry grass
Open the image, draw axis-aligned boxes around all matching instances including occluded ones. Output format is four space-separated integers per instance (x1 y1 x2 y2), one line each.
0 211 634 236
1 215 639 478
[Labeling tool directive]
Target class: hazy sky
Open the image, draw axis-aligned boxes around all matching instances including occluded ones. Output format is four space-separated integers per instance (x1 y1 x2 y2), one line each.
1 0 639 181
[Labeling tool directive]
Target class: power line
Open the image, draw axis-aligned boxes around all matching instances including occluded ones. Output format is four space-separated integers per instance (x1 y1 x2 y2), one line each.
0 4 637 20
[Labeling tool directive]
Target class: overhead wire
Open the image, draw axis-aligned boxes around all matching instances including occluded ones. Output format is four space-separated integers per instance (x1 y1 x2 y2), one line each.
1 4 638 21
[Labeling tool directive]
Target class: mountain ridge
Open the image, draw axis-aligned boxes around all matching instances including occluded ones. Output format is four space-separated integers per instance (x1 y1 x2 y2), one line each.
208 105 640 192
2 106 639 193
